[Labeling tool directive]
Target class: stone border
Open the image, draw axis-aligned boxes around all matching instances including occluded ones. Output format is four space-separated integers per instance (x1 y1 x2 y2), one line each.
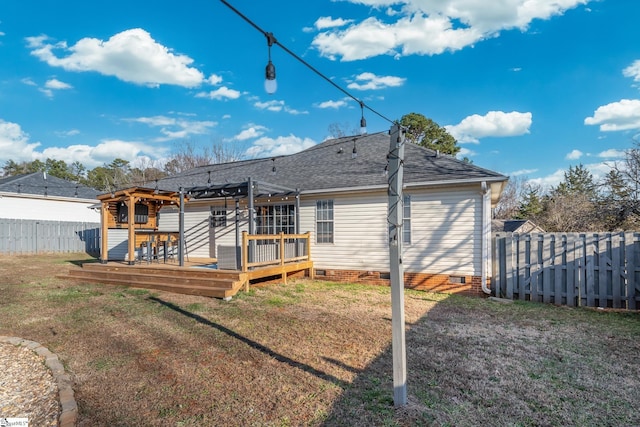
0 336 78 427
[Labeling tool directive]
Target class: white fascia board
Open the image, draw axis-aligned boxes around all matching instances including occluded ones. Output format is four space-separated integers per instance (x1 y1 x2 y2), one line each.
299 176 508 197
0 191 98 204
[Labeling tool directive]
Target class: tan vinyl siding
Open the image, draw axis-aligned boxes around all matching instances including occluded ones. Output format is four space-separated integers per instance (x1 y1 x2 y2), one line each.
158 202 248 259
300 186 482 276
404 188 481 275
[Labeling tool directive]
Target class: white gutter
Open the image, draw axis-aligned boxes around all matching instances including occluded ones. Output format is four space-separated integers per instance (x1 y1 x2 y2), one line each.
480 181 492 294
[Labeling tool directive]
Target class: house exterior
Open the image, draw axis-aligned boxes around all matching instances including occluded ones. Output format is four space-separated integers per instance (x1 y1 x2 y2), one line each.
492 219 545 234
156 132 508 295
0 172 101 254
0 172 100 222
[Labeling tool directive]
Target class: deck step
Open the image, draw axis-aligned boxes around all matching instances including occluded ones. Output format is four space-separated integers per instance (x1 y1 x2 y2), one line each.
61 272 239 298
66 269 239 289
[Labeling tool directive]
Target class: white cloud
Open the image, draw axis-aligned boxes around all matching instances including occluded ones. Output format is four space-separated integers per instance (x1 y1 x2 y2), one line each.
195 86 241 100
528 162 614 190
0 119 164 168
0 119 42 162
597 149 625 158
527 168 566 189
234 126 267 141
255 100 285 112
37 139 161 168
45 78 72 90
317 99 349 109
565 149 583 160
55 129 81 138
253 100 307 115
245 134 316 158
509 168 538 177
347 72 406 90
126 115 217 141
584 99 640 131
21 78 37 86
445 111 532 143
623 60 640 85
457 147 476 157
315 16 354 30
207 74 223 85
312 0 589 61
26 29 204 87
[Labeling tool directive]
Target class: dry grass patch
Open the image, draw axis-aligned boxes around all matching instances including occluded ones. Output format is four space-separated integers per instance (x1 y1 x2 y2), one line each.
1 254 639 426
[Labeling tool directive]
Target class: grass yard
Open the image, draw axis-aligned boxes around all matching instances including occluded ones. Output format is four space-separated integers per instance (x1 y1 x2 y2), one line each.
1 254 639 426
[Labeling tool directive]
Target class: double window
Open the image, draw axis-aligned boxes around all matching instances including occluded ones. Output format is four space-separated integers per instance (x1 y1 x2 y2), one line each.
210 208 227 228
316 200 334 244
256 204 295 235
117 202 149 224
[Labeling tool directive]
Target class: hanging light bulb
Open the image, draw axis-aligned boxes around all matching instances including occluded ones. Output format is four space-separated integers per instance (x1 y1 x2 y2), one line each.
265 33 277 94
352 139 358 159
154 179 159 194
271 158 277 175
359 101 367 135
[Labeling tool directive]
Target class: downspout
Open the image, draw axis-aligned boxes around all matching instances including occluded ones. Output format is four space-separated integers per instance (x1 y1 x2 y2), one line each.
481 181 492 295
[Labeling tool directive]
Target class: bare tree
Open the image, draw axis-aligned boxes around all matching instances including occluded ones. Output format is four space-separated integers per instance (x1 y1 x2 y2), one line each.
327 122 358 138
493 176 528 219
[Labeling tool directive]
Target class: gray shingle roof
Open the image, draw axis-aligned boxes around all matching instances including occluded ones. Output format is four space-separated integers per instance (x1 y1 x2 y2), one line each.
0 172 100 199
158 132 507 193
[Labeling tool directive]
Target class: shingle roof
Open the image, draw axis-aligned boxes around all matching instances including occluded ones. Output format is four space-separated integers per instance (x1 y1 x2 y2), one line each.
0 172 100 199
157 132 507 193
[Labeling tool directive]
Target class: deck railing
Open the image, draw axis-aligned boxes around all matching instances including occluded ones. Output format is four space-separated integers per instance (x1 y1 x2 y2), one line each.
241 231 311 272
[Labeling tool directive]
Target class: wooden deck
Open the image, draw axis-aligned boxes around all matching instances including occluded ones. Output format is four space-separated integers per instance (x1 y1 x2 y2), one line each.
62 258 314 300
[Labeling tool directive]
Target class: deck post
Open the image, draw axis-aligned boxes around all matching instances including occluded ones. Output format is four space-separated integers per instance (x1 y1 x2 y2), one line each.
100 201 109 263
280 232 286 284
242 231 249 292
306 232 314 279
179 188 185 266
127 195 136 265
388 123 407 407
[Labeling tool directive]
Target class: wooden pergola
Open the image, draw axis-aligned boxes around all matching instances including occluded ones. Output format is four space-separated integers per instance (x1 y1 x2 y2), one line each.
97 187 184 264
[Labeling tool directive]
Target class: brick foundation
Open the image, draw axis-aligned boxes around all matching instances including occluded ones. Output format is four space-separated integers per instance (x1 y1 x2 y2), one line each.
313 268 488 297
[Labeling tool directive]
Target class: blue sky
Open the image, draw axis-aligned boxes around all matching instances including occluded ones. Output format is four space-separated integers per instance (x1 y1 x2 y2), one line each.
1 0 639 188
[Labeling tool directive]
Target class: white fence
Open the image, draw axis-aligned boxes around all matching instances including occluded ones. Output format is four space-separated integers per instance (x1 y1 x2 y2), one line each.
493 232 640 310
0 219 100 255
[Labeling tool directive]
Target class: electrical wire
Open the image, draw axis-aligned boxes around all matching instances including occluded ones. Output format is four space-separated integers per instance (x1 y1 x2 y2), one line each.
219 0 396 126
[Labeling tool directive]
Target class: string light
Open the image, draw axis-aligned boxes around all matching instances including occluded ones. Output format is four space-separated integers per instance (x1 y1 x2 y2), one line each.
265 33 277 94
352 139 358 159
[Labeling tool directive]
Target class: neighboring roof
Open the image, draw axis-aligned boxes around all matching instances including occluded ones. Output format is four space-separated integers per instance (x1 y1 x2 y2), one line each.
157 132 507 194
492 219 545 233
0 172 100 199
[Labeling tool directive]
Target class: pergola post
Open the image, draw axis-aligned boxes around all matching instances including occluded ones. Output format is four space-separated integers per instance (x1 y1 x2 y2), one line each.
127 195 136 265
100 202 109 263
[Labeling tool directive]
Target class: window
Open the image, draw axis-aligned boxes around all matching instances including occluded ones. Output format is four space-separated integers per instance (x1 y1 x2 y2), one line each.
117 202 149 224
316 200 334 244
403 195 411 245
255 204 295 235
210 208 227 228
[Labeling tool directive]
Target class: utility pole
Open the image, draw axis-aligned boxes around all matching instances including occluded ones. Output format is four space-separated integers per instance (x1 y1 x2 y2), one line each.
387 123 407 406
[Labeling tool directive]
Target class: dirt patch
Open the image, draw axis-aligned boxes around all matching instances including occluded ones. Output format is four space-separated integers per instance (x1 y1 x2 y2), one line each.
1 254 639 426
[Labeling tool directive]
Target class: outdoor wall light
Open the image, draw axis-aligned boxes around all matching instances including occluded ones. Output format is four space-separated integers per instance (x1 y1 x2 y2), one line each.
265 32 277 94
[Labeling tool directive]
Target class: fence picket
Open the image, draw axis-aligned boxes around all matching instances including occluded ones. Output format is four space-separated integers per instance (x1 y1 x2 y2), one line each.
505 233 514 300
566 236 576 307
627 233 638 310
612 233 622 309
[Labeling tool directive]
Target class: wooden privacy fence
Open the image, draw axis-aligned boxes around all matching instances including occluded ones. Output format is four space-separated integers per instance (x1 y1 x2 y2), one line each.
493 232 640 310
0 219 100 255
